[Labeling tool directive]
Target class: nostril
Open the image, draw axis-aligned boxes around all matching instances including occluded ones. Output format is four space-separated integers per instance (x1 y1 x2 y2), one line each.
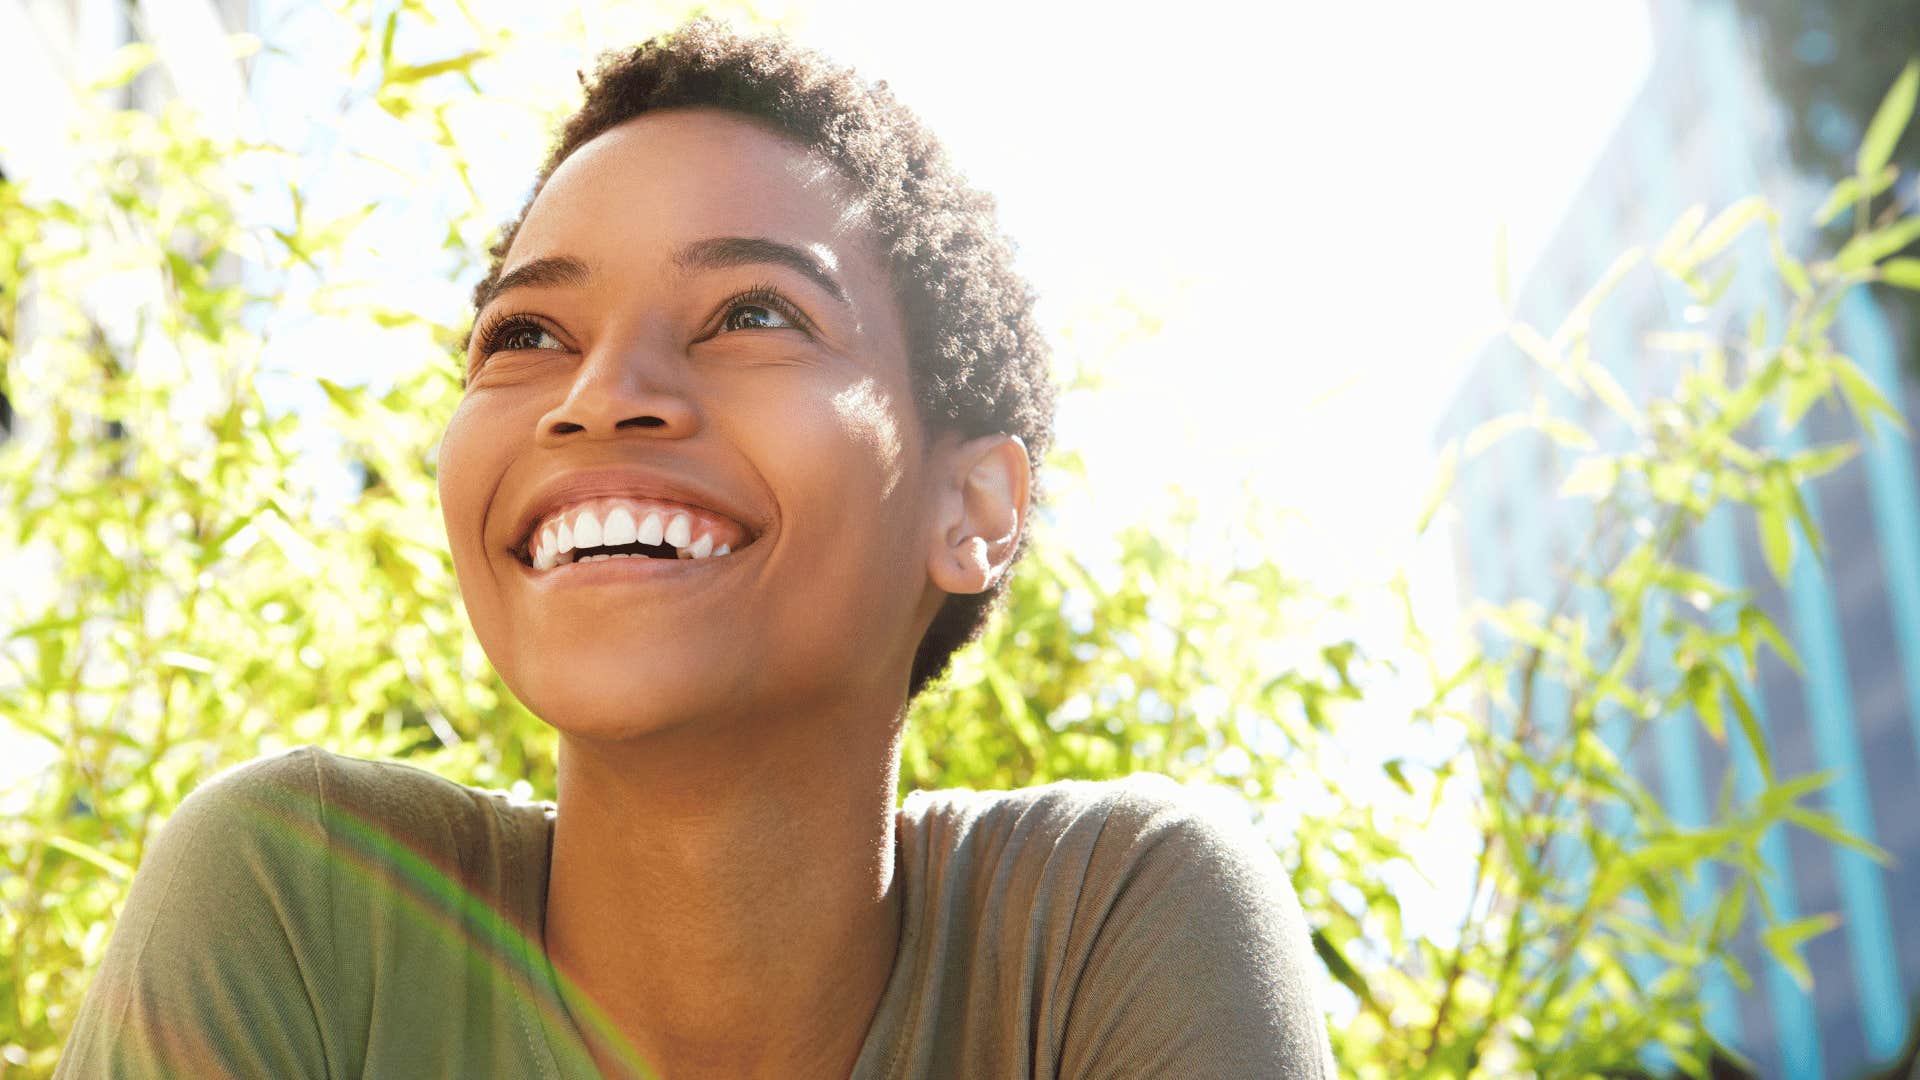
616 416 667 429
551 421 585 435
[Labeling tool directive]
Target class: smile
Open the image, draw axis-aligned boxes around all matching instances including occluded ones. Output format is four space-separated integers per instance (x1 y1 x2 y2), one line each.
516 496 754 571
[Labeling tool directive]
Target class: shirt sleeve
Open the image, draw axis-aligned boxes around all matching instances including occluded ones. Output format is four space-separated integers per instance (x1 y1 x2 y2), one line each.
1055 779 1336 1080
55 748 339 1080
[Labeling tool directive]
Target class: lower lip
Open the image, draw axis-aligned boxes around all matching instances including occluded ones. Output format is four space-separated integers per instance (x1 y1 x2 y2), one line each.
511 550 746 589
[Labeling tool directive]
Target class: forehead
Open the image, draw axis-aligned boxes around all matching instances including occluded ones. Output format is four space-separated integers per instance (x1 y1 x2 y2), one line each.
508 107 879 276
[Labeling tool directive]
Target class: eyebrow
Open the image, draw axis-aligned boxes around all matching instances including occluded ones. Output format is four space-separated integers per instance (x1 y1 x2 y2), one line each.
672 236 850 306
475 254 592 311
476 237 852 313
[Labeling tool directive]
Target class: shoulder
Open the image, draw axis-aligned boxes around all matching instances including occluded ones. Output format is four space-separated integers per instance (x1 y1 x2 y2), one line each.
898 775 1334 1078
164 745 549 862
901 772 1281 893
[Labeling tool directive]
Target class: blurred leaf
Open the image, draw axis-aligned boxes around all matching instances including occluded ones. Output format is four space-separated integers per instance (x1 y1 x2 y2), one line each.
1418 440 1459 536
1579 359 1643 428
1784 807 1891 864
1684 197 1770 267
1856 59 1920 181
1786 442 1858 481
1726 679 1772 784
1830 355 1908 439
1560 456 1617 500
1464 413 1529 458
1812 166 1898 228
1758 501 1794 585
43 837 133 883
1654 203 1707 267
1881 257 1920 290
385 50 489 86
1687 666 1726 743
86 42 160 92
1835 215 1920 272
1762 914 1840 991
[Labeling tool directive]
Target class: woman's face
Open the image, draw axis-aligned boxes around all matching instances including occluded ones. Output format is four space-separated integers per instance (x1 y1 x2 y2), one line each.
439 108 940 737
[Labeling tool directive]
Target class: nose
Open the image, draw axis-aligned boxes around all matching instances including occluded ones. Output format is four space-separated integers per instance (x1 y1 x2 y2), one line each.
535 334 700 446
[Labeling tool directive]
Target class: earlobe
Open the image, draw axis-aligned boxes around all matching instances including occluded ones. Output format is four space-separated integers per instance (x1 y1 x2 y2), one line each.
927 433 1030 596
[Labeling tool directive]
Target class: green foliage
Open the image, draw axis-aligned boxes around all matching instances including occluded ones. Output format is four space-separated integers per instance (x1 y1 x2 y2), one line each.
1 8 1916 1078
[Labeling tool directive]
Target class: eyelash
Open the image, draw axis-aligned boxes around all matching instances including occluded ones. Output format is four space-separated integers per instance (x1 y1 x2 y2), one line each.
471 313 554 358
722 284 815 336
469 283 815 365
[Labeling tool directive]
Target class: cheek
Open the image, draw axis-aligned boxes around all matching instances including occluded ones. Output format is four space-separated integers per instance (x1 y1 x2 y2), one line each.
437 399 485 535
830 377 909 499
437 395 514 579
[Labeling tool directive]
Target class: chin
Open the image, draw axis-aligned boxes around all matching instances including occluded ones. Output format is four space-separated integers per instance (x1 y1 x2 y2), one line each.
504 637 756 742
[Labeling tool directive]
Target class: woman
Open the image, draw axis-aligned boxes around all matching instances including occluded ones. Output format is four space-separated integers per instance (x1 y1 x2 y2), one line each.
58 18 1333 1079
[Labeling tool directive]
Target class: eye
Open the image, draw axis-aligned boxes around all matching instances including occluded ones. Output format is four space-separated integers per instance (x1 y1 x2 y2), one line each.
721 303 795 333
715 286 811 336
480 316 567 355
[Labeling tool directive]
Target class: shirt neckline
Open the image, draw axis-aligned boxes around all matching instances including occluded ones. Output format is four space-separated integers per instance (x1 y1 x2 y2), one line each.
521 802 926 1080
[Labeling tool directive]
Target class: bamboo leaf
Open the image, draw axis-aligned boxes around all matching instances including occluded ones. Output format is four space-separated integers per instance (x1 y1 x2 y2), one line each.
1417 440 1459 536
44 835 134 882
1835 215 1920 272
1726 679 1773 784
1814 175 1863 229
1685 196 1769 266
1560 456 1617 500
1857 60 1920 181
1831 356 1909 439
1758 502 1794 585
1786 442 1859 481
1688 665 1726 743
1464 413 1529 458
1655 203 1707 267
1579 360 1643 428
1881 257 1920 291
385 50 489 86
1814 166 1899 228
1784 806 1892 864
1762 914 1839 991
1739 604 1802 673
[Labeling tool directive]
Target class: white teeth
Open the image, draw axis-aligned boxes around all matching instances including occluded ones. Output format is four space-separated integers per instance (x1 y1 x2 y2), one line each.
573 509 603 550
603 507 638 545
638 511 665 546
664 513 692 549
532 501 746 569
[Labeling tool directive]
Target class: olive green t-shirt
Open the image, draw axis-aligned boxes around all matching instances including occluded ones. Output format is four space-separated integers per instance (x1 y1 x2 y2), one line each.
56 747 1334 1078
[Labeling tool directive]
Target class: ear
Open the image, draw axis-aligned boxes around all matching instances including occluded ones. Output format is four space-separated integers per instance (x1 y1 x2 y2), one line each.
927 433 1031 595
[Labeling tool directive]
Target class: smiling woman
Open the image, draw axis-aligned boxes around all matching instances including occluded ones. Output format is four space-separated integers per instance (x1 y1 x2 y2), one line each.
54 17 1333 1080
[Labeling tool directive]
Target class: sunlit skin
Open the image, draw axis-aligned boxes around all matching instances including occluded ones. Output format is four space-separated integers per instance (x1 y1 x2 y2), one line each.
437 108 1030 1079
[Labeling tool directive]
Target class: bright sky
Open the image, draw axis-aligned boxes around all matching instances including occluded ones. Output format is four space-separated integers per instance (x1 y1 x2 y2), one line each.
2 0 1653 583
237 0 1653 594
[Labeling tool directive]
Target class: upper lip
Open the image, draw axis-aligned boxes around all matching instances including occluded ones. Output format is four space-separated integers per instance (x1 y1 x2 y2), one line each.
502 466 769 558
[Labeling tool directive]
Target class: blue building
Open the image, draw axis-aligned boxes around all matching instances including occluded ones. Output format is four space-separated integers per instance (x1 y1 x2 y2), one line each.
1440 4 1920 1076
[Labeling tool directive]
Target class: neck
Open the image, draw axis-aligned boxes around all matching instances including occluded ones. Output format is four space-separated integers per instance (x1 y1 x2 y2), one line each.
543 703 905 1080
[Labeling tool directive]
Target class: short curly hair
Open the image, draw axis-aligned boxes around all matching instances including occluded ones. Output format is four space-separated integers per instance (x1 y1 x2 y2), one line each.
471 17 1055 699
